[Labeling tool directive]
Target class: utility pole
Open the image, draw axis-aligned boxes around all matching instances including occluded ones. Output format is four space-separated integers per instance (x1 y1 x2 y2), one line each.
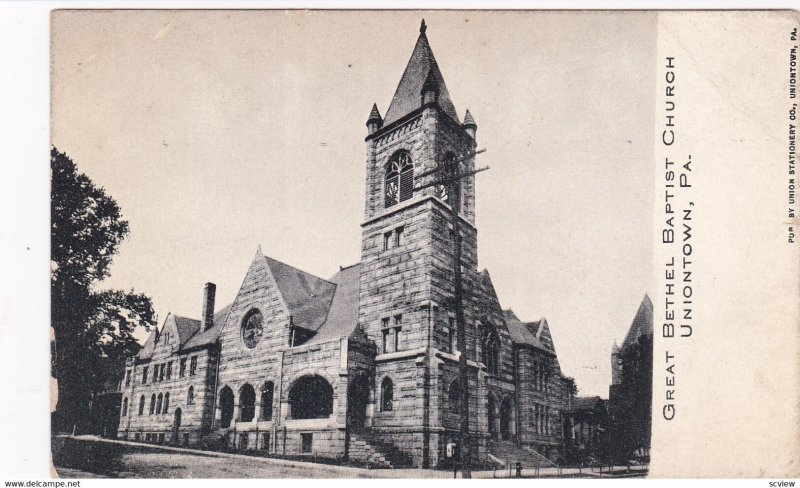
416 148 488 478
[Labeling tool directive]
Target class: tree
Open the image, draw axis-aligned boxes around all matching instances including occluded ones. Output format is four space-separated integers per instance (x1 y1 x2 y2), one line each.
51 147 156 433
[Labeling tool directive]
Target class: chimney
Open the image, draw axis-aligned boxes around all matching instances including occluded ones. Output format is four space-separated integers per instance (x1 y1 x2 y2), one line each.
201 282 216 331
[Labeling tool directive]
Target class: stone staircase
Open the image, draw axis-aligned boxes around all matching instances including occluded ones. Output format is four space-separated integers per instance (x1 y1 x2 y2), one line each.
489 440 558 469
348 432 413 468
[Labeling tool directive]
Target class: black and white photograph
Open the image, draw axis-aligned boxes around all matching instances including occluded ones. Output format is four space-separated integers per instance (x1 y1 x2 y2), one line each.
0 5 798 483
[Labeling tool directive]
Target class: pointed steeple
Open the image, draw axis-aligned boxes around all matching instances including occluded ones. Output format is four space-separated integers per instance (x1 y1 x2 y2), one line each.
366 103 383 134
382 21 460 126
462 109 477 139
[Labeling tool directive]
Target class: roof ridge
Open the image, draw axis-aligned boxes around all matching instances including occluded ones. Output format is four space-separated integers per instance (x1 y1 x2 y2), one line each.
263 255 336 286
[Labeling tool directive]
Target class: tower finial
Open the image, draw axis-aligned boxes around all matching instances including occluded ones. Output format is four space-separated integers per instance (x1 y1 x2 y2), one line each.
420 19 427 34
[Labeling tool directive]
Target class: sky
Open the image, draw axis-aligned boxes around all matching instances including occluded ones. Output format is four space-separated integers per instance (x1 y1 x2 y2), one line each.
51 10 657 397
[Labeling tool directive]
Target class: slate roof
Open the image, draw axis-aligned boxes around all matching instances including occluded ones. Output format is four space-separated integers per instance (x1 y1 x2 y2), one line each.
382 24 460 126
264 256 337 331
136 303 232 359
569 395 606 413
305 263 361 345
620 294 653 353
503 309 556 354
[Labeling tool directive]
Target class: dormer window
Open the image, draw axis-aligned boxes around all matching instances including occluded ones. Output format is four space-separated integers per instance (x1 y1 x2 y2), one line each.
385 151 414 207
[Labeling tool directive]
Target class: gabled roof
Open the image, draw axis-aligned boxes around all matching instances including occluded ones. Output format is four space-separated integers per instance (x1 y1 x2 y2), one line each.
620 294 653 352
305 263 361 345
570 395 607 412
136 303 232 360
382 22 460 126
263 256 337 332
181 303 232 351
173 316 201 347
503 309 539 346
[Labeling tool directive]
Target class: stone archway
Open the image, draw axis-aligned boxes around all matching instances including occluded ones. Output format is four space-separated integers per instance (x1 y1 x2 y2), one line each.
500 397 514 440
172 408 182 443
288 375 334 419
487 393 498 440
348 370 371 431
219 386 235 428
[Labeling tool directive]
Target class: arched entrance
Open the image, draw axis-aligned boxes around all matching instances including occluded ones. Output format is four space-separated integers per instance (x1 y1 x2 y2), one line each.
289 375 333 419
500 397 514 440
487 394 497 439
348 371 370 431
172 408 182 443
239 384 256 422
219 386 235 428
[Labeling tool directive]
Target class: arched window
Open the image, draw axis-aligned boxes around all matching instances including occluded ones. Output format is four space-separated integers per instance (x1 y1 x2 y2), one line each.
122 397 128 417
219 386 234 428
239 384 256 422
482 325 500 375
449 380 462 413
156 393 163 414
139 396 145 416
163 392 170 415
385 151 414 207
289 375 333 419
187 386 194 405
380 377 394 412
149 394 156 415
260 382 274 421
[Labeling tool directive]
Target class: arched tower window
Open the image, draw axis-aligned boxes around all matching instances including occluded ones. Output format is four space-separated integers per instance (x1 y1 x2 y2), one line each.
149 394 156 415
385 151 414 207
138 395 145 416
156 393 163 414
163 392 170 415
187 386 194 405
482 325 500 375
260 382 274 421
122 397 128 417
449 380 462 414
380 377 394 412
239 384 256 422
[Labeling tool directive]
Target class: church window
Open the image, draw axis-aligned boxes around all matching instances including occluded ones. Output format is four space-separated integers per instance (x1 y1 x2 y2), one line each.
159 363 166 382
139 396 145 416
142 366 148 384
179 358 186 378
150 394 156 415
385 151 414 207
241 309 265 349
383 231 392 251
301 433 313 453
163 393 170 415
190 356 198 376
436 153 461 212
380 377 394 412
381 318 391 353
125 370 131 387
187 386 194 405
289 375 333 419
219 386 235 428
481 325 500 375
166 361 173 380
395 226 404 247
156 393 163 414
260 382 274 421
393 315 402 351
122 397 128 417
239 384 256 422
449 380 462 414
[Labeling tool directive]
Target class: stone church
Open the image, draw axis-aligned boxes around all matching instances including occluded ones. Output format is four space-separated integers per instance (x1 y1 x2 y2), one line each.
117 21 572 469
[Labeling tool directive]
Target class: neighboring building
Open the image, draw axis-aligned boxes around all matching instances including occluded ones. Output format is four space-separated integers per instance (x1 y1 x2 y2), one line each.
563 396 610 464
116 21 571 469
608 294 653 462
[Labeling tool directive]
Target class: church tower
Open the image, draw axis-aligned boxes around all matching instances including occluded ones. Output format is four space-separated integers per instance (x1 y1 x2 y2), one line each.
358 20 483 467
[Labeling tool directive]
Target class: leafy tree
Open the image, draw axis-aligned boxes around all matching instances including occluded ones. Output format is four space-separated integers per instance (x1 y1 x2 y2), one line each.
51 147 156 433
